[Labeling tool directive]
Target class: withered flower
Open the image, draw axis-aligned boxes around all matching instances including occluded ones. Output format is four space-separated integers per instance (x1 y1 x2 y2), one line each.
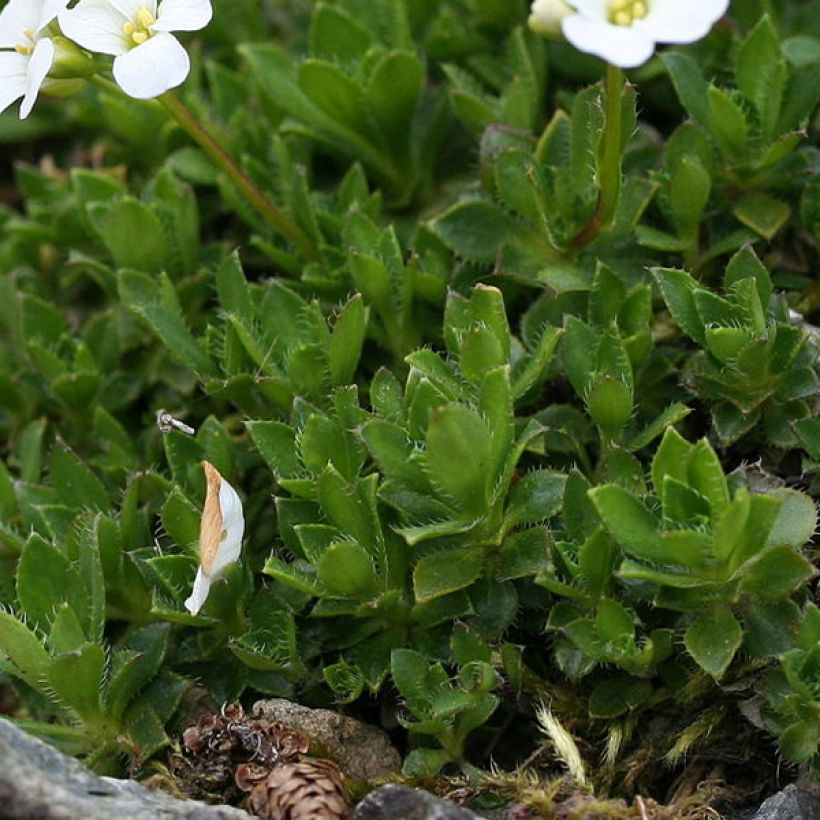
184 461 244 616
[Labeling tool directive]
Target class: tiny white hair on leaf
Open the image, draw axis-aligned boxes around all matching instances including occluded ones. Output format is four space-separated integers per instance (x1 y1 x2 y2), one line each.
184 460 244 616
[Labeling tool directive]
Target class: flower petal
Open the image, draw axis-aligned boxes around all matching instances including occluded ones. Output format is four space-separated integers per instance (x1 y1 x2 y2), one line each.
569 0 607 17
110 0 158 20
184 567 211 615
0 51 27 115
20 36 54 118
529 0 574 37
154 0 212 32
112 31 189 97
59 0 129 56
37 0 70 33
638 0 729 45
210 476 244 576
0 0 39 48
562 14 656 67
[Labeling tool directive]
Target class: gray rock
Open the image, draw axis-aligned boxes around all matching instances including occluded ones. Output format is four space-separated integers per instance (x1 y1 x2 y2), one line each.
0 717 250 819
746 784 820 820
354 785 489 820
252 699 401 782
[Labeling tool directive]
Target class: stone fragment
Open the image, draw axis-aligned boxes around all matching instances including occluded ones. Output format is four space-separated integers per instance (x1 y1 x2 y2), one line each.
252 699 401 782
354 784 489 820
0 717 250 820
746 784 820 820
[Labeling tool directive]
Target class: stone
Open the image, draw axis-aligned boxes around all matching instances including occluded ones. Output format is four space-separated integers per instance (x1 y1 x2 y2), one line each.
0 717 250 820
354 785 489 820
746 784 820 820
251 699 401 782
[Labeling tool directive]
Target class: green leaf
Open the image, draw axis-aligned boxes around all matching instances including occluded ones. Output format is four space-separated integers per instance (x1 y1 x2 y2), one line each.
652 268 705 344
17 534 89 634
423 404 492 516
661 52 709 126
735 15 786 139
596 599 634 642
329 294 367 385
669 155 711 236
215 250 254 325
105 624 170 723
316 540 377 598
161 488 200 551
779 722 820 764
562 316 597 398
741 545 813 600
300 414 362 481
298 59 366 132
317 467 375 549
431 200 518 262
90 196 168 272
497 527 551 580
627 403 691 452
0 460 17 519
413 547 483 603
586 375 632 439
248 421 300 478
0 611 50 690
367 50 424 151
460 327 505 384
504 470 566 529
707 86 749 160
50 444 109 512
451 624 491 666
684 439 728 519
589 677 652 719
402 748 453 777
589 486 663 563
118 270 216 376
48 604 87 655
48 643 105 724
308 3 372 63
512 326 562 400
684 606 742 678
743 598 800 657
766 489 817 550
733 195 791 241
391 649 433 716
563 470 599 544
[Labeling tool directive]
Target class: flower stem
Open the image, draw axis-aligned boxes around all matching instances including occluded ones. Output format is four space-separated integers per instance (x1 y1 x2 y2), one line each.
158 92 321 262
571 63 624 250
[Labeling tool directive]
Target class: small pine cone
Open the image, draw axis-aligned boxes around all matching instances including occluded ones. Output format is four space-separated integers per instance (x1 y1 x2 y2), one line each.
247 758 351 820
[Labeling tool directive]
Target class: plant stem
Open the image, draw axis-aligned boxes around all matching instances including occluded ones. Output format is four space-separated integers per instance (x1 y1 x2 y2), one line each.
571 64 625 250
158 92 321 262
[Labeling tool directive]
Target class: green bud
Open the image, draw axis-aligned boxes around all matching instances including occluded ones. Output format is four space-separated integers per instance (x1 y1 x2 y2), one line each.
586 375 633 438
49 36 96 80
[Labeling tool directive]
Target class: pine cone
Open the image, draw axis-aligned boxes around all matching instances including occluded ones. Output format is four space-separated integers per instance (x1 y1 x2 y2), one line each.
245 758 351 820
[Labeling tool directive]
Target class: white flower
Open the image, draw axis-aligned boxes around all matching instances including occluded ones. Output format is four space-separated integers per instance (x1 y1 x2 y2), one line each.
532 0 730 69
0 0 68 118
184 461 245 616
529 0 574 38
59 0 212 99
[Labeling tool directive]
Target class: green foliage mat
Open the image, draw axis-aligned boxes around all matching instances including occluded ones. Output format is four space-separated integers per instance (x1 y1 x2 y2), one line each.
0 0 818 810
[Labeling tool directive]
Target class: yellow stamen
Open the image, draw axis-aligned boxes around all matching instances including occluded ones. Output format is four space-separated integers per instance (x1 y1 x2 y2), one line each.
22 28 34 39
608 0 650 26
122 7 156 47
136 7 156 28
14 43 33 55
